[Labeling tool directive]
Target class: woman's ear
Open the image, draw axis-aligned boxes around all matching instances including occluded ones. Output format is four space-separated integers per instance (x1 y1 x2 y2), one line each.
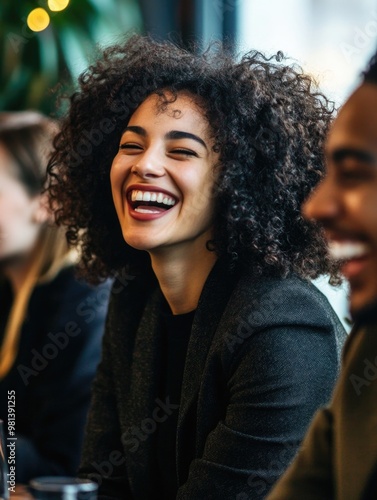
32 192 52 224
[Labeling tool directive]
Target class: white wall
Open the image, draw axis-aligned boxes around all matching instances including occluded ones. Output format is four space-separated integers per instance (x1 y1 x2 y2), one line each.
237 0 377 105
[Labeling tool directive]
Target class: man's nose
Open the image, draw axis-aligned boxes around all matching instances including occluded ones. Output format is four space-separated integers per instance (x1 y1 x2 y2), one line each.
302 176 340 223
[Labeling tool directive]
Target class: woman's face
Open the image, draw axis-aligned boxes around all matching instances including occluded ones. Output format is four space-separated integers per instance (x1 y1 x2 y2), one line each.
0 142 43 268
110 92 219 256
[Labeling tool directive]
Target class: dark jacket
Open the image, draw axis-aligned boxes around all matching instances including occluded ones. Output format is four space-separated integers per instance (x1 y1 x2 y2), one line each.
268 317 377 500
0 265 112 483
79 261 346 499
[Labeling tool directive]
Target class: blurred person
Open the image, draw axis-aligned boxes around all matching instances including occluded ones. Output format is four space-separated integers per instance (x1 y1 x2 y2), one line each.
268 51 377 499
47 35 346 499
0 111 111 484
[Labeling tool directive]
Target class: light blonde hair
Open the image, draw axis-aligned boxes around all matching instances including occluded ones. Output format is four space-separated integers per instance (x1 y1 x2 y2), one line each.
0 112 75 378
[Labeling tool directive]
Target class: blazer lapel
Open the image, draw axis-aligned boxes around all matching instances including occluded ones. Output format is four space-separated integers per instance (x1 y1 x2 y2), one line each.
123 286 164 497
176 260 238 482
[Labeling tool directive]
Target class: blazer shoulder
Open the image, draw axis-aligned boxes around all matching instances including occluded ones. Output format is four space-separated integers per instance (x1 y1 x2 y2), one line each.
230 273 345 332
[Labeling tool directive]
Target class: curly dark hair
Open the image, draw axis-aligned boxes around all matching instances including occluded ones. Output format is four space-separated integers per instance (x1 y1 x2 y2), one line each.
47 34 337 283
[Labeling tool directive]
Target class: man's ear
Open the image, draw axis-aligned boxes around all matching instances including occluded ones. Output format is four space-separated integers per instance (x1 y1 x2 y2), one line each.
32 192 52 224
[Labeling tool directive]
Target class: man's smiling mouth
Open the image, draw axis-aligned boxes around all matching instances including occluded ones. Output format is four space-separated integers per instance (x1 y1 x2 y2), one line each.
327 239 373 282
328 240 370 260
327 240 371 261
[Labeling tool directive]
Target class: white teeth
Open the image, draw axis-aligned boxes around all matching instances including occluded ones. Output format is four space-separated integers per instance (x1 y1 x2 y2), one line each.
328 241 370 260
130 190 176 207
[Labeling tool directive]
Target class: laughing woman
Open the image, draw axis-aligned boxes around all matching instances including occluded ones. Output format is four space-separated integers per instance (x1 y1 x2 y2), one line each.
47 35 346 499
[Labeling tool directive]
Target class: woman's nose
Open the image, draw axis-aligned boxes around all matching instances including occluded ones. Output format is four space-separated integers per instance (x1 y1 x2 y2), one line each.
131 149 165 179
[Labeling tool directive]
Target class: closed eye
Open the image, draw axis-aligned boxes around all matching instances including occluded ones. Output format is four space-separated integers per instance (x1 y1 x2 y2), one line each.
336 164 374 186
170 148 198 158
119 143 143 152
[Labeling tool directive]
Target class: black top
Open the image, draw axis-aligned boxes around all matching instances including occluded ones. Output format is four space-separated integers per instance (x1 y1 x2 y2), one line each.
156 308 195 499
0 266 112 483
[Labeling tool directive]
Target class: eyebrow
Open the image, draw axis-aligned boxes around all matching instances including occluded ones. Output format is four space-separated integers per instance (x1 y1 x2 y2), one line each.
123 126 146 137
122 126 208 150
331 147 376 165
165 130 208 150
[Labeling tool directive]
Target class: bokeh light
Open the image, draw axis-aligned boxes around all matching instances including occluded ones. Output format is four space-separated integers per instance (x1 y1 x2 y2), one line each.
48 0 70 12
27 8 50 32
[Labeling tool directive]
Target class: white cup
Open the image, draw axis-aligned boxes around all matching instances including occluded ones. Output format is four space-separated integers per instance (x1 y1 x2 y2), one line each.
29 477 97 500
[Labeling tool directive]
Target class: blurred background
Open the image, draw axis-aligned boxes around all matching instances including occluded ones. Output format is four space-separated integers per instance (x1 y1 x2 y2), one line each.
2 0 376 115
3 0 372 329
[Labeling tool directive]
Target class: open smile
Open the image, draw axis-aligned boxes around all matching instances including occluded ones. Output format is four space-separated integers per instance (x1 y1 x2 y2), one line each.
126 186 177 219
328 240 370 261
327 239 372 281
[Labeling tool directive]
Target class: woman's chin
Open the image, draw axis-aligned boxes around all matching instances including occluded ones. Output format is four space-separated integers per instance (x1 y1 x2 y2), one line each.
123 235 158 253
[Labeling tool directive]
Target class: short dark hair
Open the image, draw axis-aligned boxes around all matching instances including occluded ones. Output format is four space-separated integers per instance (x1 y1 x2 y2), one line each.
363 50 377 84
47 34 337 283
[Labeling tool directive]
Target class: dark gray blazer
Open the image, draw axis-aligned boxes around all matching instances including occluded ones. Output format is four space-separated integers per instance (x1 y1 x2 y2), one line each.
79 261 346 499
